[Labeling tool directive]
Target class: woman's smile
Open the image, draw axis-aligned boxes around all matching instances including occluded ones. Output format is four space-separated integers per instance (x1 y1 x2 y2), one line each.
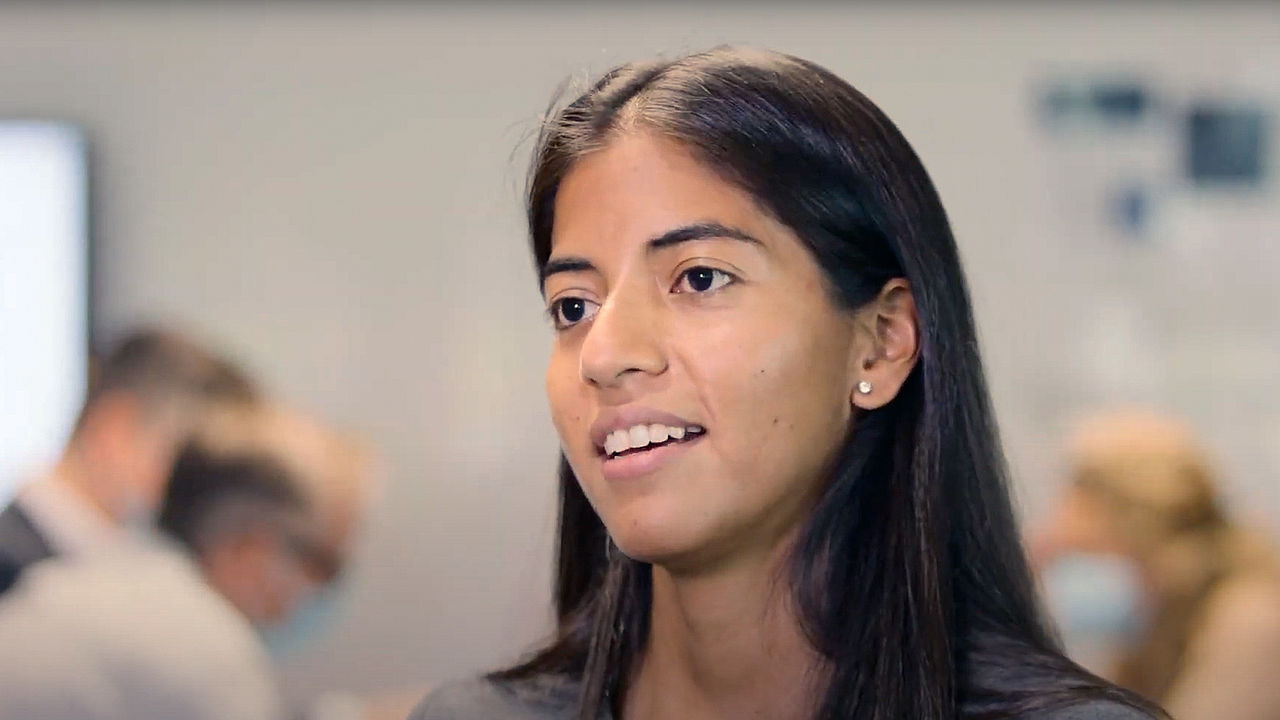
590 405 706 481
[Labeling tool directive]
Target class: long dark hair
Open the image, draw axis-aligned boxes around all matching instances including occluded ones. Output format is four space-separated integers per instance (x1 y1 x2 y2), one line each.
496 47 1162 720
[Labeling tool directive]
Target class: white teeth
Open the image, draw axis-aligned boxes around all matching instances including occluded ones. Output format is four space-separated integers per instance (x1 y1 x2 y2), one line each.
629 425 650 448
604 423 704 457
648 424 669 443
608 429 629 455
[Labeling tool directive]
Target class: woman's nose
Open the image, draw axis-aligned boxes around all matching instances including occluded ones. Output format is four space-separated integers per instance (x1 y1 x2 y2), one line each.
578 285 667 389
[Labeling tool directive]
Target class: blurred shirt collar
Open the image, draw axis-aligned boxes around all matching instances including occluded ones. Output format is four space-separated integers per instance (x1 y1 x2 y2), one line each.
16 473 118 556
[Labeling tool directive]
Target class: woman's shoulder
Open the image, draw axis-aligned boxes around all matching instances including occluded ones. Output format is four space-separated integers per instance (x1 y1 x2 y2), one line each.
408 674 580 720
1021 699 1160 720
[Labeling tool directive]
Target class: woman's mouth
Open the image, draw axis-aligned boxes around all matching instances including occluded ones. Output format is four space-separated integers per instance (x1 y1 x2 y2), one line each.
602 423 706 458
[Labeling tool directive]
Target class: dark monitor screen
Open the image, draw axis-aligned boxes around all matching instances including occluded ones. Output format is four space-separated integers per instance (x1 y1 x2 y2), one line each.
1187 103 1268 186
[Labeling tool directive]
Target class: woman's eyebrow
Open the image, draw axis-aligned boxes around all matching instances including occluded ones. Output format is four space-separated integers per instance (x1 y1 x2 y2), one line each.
540 223 760 289
540 256 596 289
647 222 762 251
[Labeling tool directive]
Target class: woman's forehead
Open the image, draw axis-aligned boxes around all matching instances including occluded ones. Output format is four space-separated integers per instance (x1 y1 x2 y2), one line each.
550 134 780 258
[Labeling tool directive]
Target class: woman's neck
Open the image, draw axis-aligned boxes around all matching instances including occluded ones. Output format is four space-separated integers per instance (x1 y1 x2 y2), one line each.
623 538 824 720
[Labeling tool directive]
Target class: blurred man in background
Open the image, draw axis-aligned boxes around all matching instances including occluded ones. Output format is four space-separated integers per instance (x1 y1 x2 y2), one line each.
0 328 257 595
1033 409 1280 720
0 400 369 720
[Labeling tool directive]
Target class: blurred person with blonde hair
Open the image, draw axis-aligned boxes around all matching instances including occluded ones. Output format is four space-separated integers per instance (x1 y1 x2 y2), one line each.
0 401 370 720
1034 409 1280 720
0 327 257 595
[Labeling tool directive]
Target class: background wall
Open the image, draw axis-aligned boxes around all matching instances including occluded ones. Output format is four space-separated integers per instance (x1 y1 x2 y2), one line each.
0 1 1276 708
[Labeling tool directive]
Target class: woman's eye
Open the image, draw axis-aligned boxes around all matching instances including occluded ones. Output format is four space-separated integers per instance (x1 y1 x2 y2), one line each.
674 266 735 294
549 297 600 329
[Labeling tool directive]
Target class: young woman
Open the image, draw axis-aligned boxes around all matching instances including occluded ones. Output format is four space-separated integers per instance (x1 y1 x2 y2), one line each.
413 46 1165 720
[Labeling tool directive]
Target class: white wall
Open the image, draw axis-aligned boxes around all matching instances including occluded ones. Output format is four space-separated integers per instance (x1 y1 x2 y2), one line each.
0 1 1276 706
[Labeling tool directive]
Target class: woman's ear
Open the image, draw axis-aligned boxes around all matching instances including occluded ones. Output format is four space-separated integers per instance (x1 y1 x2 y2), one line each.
851 278 920 410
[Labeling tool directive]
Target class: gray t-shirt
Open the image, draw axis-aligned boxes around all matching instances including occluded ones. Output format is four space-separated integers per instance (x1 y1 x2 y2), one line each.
0 538 282 720
409 676 1157 720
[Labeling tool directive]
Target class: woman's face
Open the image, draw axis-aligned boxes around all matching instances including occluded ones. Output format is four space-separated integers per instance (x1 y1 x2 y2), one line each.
543 132 866 572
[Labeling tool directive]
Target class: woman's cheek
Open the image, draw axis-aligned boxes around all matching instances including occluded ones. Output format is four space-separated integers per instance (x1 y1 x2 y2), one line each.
545 368 584 454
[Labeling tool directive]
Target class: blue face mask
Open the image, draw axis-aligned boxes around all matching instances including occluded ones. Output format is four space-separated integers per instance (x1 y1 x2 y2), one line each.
260 583 344 660
1042 553 1146 673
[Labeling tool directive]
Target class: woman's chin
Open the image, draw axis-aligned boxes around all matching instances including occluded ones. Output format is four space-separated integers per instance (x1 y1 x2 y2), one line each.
600 497 742 569
608 521 705 567
611 533 690 565
609 523 734 573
